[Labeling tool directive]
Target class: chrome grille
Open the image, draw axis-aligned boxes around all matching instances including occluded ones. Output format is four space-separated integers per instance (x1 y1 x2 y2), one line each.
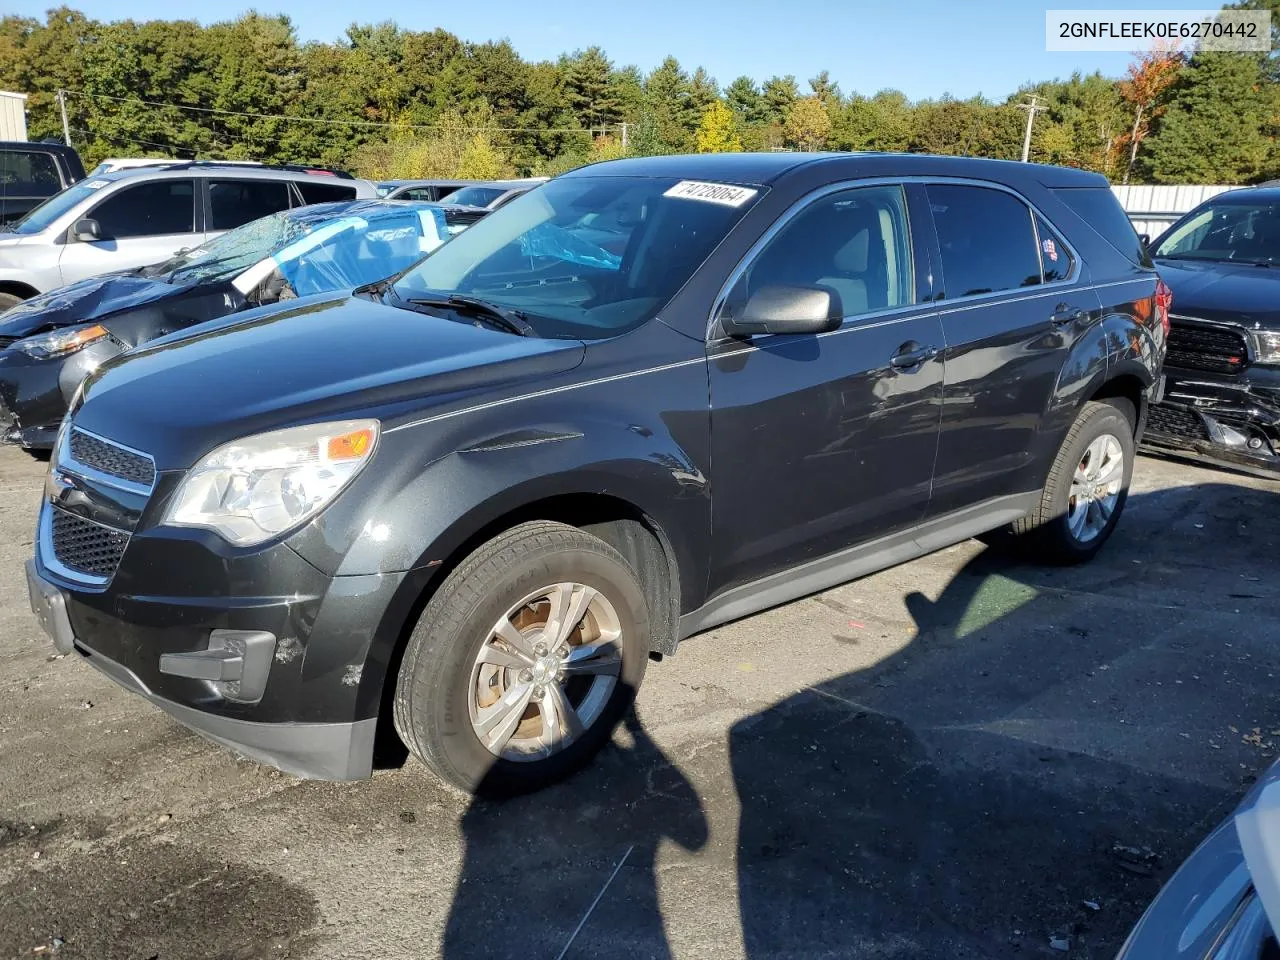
68 429 156 488
49 508 129 580
1166 321 1249 376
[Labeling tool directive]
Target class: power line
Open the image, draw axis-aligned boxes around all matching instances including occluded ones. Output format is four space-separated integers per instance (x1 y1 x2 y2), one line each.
63 89 607 136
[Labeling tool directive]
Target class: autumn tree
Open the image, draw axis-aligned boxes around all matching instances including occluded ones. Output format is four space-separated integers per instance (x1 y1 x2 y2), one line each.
1117 47 1183 184
785 95 832 151
695 101 742 152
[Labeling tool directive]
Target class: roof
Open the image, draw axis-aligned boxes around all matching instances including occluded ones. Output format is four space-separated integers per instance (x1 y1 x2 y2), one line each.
379 178 483 188
561 151 1107 189
1205 185 1280 201
94 163 357 185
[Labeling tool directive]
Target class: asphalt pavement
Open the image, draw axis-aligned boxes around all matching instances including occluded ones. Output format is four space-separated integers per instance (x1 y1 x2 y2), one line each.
2 446 1279 959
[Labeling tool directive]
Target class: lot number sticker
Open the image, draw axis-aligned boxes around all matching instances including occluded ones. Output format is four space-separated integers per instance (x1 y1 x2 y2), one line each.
664 180 758 207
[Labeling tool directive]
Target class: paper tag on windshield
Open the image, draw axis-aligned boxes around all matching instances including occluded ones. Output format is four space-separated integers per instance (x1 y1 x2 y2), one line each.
664 180 757 207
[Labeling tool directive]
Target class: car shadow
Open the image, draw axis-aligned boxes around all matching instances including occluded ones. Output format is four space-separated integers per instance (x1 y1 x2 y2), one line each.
441 481 1280 958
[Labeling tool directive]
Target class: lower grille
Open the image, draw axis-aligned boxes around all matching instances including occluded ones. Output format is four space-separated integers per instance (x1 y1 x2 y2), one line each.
1146 403 1210 442
50 508 129 580
1166 322 1249 376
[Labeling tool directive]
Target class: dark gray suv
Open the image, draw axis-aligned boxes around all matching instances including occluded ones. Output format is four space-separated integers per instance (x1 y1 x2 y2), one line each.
26 153 1167 795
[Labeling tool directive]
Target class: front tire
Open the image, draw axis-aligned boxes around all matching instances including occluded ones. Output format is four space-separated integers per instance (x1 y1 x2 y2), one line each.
393 521 650 796
1013 399 1135 564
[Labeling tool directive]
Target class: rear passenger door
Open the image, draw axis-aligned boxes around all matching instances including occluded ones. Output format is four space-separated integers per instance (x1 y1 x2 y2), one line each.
707 183 945 596
923 182 1096 517
57 178 199 285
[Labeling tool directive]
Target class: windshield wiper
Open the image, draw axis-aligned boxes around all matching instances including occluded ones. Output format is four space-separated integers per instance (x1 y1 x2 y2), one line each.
404 294 537 337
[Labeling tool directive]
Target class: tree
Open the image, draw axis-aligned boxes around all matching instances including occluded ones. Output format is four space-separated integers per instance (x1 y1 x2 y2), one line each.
1145 52 1274 183
785 96 832 151
725 75 763 125
644 55 692 150
562 46 622 130
695 100 742 152
808 69 842 111
628 109 666 156
761 74 799 126
1116 47 1183 184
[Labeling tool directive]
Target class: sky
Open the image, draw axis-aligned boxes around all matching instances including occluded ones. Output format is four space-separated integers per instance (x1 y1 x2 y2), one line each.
8 0 1214 101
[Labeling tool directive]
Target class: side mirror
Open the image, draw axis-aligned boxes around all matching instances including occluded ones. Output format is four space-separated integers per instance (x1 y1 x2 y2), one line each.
721 285 843 337
72 218 102 243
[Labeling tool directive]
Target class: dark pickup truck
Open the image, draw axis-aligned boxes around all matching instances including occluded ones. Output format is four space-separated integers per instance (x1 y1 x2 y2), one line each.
1144 186 1280 475
0 141 85 228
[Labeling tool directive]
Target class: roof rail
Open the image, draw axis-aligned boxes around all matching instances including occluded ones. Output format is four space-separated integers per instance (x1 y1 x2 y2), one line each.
154 160 355 179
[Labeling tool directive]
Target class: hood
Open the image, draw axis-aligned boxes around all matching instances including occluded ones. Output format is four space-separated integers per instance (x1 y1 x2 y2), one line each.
0 273 180 338
1156 258 1280 329
74 294 586 468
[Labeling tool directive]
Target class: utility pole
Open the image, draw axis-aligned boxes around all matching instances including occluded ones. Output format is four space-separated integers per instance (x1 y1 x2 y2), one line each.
1017 95 1044 163
56 89 71 148
620 121 628 152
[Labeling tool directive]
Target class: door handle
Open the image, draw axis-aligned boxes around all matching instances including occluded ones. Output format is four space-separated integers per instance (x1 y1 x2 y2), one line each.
1051 303 1087 326
890 343 940 370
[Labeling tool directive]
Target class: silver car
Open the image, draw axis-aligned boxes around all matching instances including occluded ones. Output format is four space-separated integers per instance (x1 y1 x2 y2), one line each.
0 163 377 311
381 177 548 210
1117 757 1280 958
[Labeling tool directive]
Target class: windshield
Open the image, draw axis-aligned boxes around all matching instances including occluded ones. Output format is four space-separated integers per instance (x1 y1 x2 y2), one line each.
1154 198 1280 264
447 186 505 208
160 211 310 282
390 175 762 340
9 181 103 235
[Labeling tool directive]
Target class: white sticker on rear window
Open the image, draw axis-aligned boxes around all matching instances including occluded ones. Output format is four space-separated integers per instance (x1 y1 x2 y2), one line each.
663 180 757 207
84 179 109 189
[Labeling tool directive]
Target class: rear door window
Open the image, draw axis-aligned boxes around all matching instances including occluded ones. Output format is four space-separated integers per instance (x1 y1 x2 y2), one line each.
90 179 196 238
209 179 291 230
927 184 1041 298
295 181 357 204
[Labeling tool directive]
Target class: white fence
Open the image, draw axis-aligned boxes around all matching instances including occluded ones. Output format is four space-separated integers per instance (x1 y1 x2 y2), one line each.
1111 184 1239 238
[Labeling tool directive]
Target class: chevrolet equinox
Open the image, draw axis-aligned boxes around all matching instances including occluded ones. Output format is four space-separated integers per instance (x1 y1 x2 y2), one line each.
26 153 1168 795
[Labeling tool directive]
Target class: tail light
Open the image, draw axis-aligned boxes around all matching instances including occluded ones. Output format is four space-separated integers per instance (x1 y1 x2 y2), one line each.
1154 279 1173 337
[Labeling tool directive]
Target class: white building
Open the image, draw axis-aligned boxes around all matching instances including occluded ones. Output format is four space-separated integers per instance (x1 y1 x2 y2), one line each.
0 91 28 141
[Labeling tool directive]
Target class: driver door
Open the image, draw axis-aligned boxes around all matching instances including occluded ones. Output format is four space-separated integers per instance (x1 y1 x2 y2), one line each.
57 178 201 286
707 183 945 596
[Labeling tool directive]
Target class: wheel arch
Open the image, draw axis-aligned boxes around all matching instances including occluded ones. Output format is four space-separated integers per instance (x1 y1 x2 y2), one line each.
0 280 39 302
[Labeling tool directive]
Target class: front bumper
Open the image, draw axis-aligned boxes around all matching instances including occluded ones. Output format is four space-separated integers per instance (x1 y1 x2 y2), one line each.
0 340 123 449
1142 371 1280 476
27 524 410 780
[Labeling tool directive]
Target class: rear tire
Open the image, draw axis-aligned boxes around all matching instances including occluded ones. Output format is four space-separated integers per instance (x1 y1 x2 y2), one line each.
393 521 649 796
1012 399 1135 564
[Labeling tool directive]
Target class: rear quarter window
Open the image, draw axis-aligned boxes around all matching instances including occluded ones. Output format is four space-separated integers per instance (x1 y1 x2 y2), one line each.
295 181 357 204
1053 187 1153 268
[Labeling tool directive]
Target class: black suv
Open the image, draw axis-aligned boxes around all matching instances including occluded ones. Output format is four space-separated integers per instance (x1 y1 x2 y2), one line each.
1143 186 1280 474
25 153 1167 794
0 140 85 227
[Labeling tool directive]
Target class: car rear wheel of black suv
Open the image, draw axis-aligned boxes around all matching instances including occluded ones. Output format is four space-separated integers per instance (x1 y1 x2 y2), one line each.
1012 399 1136 563
392 520 650 795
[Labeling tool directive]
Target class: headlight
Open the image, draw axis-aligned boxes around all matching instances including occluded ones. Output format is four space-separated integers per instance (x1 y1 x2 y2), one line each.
14 323 110 359
1255 330 1280 365
163 419 379 546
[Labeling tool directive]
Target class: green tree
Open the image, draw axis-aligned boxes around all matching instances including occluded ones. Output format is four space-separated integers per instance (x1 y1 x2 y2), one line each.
628 109 666 156
644 55 691 150
761 74 799 126
695 100 742 152
1145 52 1274 183
562 46 622 130
725 75 764 125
